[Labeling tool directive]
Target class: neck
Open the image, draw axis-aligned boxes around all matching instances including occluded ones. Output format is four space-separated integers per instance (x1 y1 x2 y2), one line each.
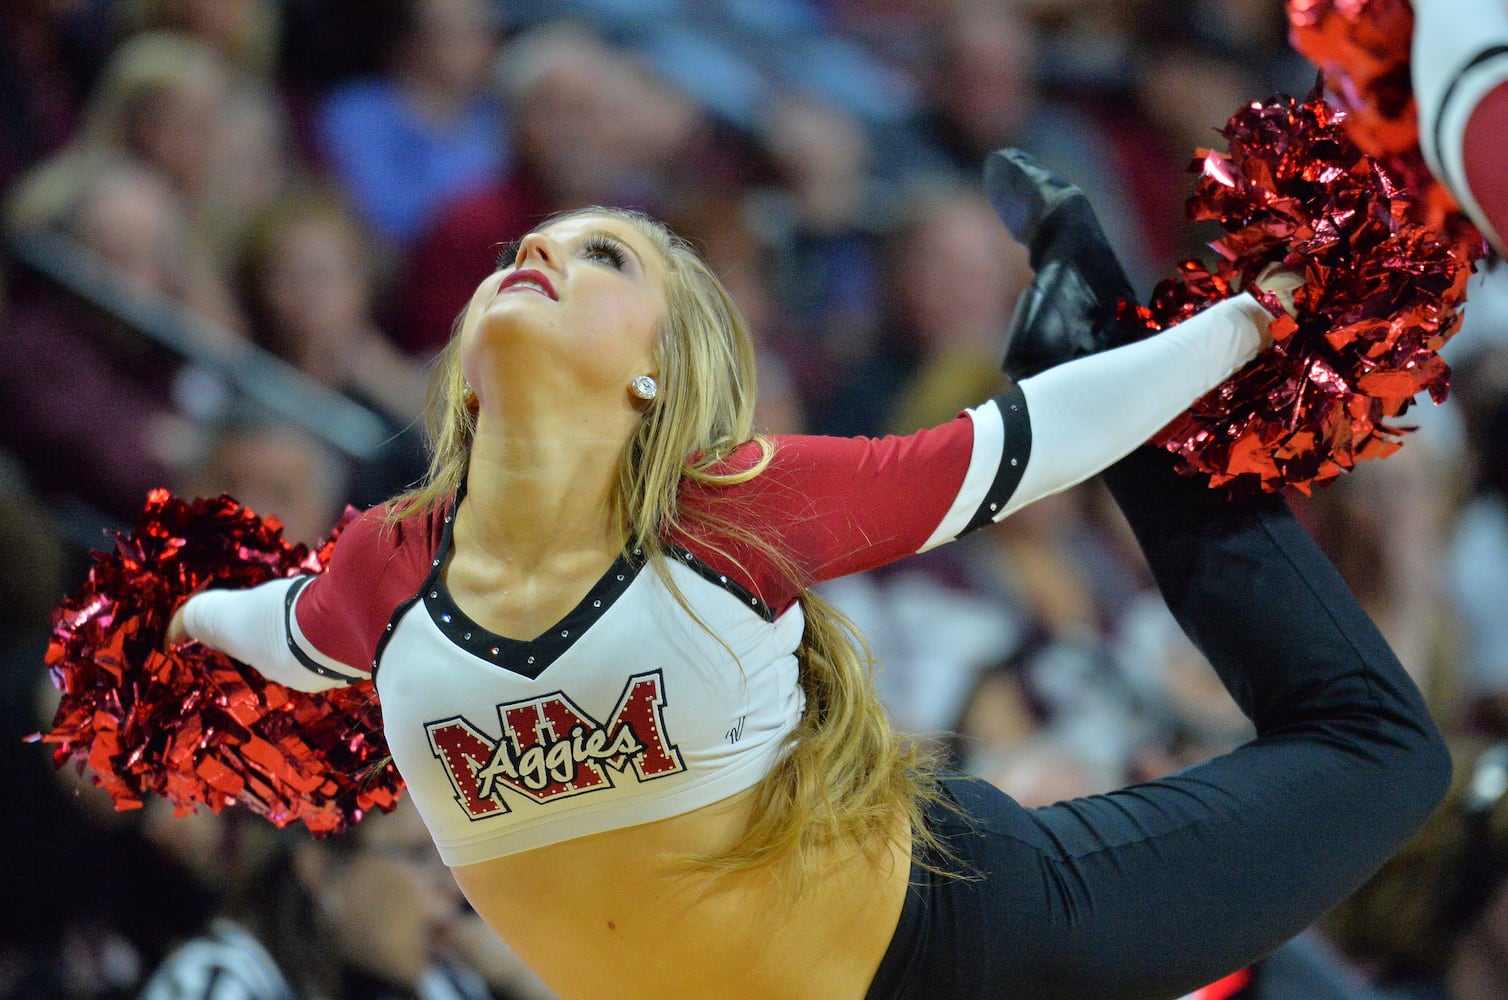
459 408 632 568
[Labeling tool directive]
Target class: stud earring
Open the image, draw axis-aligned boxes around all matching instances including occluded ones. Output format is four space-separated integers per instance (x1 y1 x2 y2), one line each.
629 375 658 401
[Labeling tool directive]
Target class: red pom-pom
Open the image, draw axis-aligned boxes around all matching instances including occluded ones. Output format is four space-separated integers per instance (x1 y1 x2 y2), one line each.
31 491 402 835
1130 84 1482 494
1118 3 1491 493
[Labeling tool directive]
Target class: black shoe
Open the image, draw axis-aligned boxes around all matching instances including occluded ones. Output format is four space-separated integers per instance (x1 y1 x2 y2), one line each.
984 148 1140 379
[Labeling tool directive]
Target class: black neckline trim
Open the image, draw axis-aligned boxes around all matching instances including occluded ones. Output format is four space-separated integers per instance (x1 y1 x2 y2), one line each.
422 498 644 680
667 544 776 622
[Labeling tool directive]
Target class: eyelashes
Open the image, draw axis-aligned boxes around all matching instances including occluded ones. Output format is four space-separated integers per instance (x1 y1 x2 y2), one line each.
493 240 521 271
581 234 627 269
492 234 629 271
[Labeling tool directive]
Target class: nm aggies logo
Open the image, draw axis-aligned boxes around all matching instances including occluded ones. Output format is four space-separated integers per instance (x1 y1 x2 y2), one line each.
425 670 685 818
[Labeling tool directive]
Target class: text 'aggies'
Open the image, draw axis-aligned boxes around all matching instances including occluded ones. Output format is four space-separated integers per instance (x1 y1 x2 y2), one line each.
425 670 685 818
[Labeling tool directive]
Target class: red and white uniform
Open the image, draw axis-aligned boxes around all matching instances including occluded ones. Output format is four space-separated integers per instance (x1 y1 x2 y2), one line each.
182 295 1267 865
1413 0 1508 253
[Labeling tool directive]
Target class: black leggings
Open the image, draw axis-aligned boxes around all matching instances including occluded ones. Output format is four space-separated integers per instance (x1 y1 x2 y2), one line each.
867 446 1452 1000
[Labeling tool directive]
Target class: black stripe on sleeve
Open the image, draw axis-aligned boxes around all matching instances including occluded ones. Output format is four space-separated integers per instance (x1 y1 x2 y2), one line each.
1434 45 1508 174
960 382 1033 537
282 575 367 684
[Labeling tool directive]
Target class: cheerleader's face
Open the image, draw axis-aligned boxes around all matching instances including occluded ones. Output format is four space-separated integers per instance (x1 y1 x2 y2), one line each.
458 214 667 410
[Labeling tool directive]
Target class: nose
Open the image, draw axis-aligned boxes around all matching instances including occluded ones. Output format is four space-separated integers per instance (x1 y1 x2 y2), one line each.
515 231 554 268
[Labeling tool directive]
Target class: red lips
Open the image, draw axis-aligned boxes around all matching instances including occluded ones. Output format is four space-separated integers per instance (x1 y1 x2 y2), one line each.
496 268 557 300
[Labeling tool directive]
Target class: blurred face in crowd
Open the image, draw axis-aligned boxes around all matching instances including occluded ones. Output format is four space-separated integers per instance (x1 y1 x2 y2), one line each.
185 423 348 547
302 800 464 986
502 28 702 208
931 5 1034 150
258 213 371 379
516 50 630 199
75 167 185 297
169 0 263 56
895 193 1029 352
126 60 228 199
401 0 500 99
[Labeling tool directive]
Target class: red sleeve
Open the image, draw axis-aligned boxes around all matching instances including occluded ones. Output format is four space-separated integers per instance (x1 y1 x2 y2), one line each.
292 504 443 672
1461 80 1508 250
676 417 977 610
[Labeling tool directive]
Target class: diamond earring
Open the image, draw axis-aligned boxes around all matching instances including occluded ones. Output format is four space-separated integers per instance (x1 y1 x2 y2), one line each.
629 375 658 401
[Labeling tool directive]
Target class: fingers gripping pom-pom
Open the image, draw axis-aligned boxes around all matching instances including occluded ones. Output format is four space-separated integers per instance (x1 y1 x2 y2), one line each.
31 491 401 835
1128 86 1478 494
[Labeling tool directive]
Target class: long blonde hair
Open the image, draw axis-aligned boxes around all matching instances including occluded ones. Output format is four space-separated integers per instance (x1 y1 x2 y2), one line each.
396 207 944 882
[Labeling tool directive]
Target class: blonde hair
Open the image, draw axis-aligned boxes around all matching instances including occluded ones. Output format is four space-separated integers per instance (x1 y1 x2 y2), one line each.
395 207 945 883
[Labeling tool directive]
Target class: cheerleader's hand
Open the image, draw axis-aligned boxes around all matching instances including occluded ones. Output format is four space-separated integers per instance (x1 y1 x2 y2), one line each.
165 603 189 648
1249 263 1303 316
1244 263 1305 349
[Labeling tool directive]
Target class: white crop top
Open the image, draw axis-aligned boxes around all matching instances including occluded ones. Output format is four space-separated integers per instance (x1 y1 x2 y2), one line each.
180 294 1268 864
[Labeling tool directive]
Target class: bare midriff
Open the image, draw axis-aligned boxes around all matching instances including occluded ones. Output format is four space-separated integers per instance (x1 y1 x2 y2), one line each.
451 787 913 1000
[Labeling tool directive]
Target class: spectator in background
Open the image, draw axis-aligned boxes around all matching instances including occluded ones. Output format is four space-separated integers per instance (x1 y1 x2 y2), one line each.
1114 592 1255 780
1136 0 1312 98
746 93 889 417
915 1 1038 174
819 0 938 72
138 798 555 1000
1130 37 1265 265
0 158 216 519
1325 741 1508 1000
398 22 708 355
239 188 428 420
197 78 302 273
653 191 809 437
945 625 1127 807
1445 345 1508 738
808 182 1038 733
236 187 429 503
311 0 507 254
816 180 1029 436
4 29 245 328
120 0 304 273
0 0 114 193
7 30 227 232
122 0 281 79
177 417 351 548
809 180 1037 732
911 1 1159 293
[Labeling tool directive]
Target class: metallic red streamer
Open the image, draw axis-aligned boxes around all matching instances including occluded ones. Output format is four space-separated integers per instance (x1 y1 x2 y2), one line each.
31 492 401 835
1130 2 1489 493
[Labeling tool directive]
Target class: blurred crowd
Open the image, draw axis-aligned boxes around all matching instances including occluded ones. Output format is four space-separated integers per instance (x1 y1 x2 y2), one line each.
1 1 1506 998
